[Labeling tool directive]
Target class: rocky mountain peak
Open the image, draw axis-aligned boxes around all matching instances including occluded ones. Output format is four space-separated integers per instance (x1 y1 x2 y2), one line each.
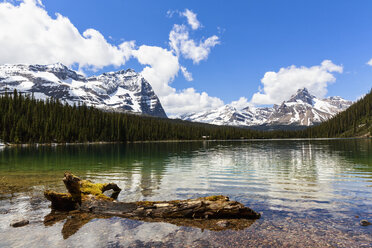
0 63 167 118
102 68 136 76
287 88 315 105
180 88 352 128
242 106 250 112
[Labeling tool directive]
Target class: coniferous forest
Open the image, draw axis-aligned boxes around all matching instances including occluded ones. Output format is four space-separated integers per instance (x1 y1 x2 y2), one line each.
0 89 371 144
0 90 289 143
300 88 372 138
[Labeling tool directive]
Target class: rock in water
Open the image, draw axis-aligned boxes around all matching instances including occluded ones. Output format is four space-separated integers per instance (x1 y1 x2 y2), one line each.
10 219 29 228
360 220 371 226
216 220 230 228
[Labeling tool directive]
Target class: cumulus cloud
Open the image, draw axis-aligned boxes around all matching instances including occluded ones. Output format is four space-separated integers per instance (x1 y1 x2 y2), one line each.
229 97 251 110
181 9 201 30
169 24 219 64
0 0 134 70
132 46 222 115
0 1 222 116
132 10 220 115
251 60 343 105
131 8 221 115
162 88 224 116
132 45 179 97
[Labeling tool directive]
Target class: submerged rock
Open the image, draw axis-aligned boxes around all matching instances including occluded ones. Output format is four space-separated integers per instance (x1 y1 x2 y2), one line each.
216 220 230 228
0 209 9 214
10 219 29 228
360 220 371 226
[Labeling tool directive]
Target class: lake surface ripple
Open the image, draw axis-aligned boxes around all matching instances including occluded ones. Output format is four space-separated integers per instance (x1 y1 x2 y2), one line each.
0 139 371 247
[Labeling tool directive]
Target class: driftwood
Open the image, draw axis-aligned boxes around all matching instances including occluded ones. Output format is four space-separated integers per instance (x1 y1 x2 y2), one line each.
44 172 260 237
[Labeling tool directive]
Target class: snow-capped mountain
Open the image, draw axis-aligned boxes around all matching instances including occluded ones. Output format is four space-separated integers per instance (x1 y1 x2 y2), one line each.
180 88 352 127
0 64 167 118
180 105 274 126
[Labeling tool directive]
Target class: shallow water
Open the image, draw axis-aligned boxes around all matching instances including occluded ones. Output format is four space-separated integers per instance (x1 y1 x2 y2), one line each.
0 139 371 247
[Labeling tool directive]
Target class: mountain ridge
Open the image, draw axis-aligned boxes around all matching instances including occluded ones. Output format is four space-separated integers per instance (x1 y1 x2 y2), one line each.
0 63 167 118
303 88 372 138
180 88 352 127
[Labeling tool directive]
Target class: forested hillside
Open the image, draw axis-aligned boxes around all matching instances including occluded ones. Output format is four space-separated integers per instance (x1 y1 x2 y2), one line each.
300 89 372 138
0 89 370 144
0 90 294 143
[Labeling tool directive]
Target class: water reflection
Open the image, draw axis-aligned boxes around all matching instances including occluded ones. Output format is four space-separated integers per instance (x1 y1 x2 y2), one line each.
0 139 371 247
43 211 256 239
1 140 372 206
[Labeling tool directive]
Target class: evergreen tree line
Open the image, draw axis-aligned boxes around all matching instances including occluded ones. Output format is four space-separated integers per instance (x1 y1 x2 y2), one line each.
0 90 295 143
297 88 372 138
0 89 371 144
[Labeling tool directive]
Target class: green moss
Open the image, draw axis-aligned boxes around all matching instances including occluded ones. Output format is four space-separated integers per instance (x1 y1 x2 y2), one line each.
203 195 226 201
136 201 155 206
44 190 71 199
79 180 111 200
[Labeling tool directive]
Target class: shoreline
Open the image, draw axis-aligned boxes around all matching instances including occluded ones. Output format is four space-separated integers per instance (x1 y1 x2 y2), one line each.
1 136 371 148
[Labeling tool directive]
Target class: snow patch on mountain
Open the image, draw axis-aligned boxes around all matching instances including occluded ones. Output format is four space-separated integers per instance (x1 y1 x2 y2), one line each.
180 88 352 127
0 64 167 118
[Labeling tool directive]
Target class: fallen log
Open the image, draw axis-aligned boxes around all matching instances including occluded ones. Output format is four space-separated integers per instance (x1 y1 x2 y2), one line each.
44 172 261 220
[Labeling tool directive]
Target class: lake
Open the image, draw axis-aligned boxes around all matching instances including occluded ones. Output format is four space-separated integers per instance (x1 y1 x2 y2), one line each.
0 139 371 247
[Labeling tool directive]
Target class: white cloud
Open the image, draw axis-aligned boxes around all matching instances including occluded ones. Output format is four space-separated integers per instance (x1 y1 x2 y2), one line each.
132 46 223 115
0 0 223 116
251 60 343 105
229 97 251 110
132 45 179 97
132 11 220 115
0 0 134 70
180 66 193 81
169 24 219 64
356 93 366 101
166 10 175 18
162 88 224 116
181 9 201 30
367 59 372 67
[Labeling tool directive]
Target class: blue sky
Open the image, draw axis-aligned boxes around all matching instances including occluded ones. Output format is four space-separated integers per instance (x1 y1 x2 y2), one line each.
1 0 372 115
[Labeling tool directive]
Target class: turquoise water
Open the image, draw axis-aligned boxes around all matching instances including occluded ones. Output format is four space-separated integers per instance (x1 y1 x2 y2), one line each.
0 139 371 247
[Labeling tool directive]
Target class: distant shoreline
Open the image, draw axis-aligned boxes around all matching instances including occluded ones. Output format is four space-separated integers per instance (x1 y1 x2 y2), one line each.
1 136 371 148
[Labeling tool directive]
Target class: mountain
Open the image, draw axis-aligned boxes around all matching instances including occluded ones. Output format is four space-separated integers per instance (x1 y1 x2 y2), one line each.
180 88 352 127
0 63 167 118
267 88 352 126
303 89 372 138
180 105 273 126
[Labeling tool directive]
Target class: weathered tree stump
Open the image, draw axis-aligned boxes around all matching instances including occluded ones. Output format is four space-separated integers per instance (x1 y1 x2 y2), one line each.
44 173 261 220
